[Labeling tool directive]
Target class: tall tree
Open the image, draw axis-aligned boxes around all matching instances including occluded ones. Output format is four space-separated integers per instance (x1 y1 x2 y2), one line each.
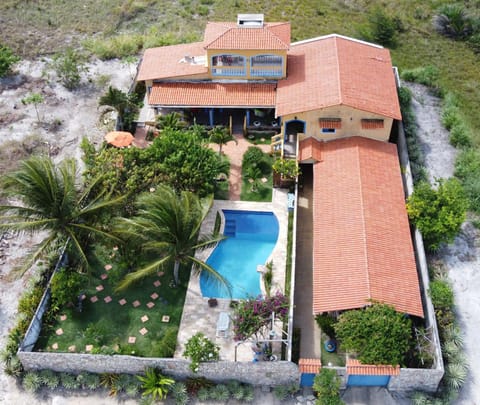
0 156 124 277
114 185 228 291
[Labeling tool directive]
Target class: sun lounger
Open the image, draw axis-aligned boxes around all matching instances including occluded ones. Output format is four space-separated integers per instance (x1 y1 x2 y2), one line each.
216 312 230 337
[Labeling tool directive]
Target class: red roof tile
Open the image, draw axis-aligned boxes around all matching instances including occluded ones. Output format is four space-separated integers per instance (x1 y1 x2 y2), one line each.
276 35 401 120
347 359 400 376
299 358 322 374
149 82 276 107
204 22 290 50
137 42 208 81
311 137 423 318
299 137 322 162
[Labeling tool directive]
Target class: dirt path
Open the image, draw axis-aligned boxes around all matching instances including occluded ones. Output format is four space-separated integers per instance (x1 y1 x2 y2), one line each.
407 82 480 403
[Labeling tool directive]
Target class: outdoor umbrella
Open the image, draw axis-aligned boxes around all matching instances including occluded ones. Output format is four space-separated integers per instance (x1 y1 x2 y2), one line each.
104 131 134 147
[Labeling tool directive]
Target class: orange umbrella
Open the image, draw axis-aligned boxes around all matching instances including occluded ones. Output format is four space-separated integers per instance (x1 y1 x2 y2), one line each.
104 131 134 147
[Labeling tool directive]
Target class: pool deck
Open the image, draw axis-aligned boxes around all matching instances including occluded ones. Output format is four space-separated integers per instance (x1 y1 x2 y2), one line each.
175 188 289 362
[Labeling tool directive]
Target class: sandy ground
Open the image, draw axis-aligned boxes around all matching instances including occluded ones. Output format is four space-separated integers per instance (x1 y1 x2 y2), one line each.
408 82 480 403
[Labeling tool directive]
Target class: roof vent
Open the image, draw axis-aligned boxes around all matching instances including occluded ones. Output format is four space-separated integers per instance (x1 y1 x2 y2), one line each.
237 13 264 28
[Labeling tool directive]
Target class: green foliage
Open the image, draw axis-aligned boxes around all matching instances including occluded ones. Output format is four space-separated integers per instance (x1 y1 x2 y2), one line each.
209 125 236 155
0 156 124 277
445 361 468 391
401 66 439 87
210 384 230 401
185 376 214 396
137 368 174 400
334 303 412 366
183 332 220 373
81 372 101 390
84 34 143 60
315 313 337 339
361 7 398 47
433 4 473 39
50 267 86 307
151 327 178 357
39 369 60 389
272 158 300 179
0 43 20 77
60 372 81 389
23 371 41 393
263 260 273 297
429 280 454 310
21 92 44 123
171 382 189 405
100 373 120 395
407 178 469 250
243 146 265 168
455 149 480 212
156 112 188 131
273 384 299 400
313 369 344 405
51 47 88 90
99 86 138 130
441 93 472 148
232 292 289 341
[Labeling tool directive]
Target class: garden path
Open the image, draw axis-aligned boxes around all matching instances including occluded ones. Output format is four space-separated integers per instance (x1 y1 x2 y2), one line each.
209 133 271 201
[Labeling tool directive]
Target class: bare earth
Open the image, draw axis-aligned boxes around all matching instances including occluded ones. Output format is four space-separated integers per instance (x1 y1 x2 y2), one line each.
408 82 480 403
0 65 478 404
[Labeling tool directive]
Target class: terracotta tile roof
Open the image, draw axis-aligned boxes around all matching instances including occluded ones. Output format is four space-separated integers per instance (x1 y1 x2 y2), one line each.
299 137 322 162
204 22 290 50
276 35 401 120
137 42 208 81
347 359 400 376
311 136 423 318
299 358 322 374
149 82 276 107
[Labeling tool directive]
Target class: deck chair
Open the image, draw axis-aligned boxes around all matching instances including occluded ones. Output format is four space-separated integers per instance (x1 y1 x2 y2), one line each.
216 312 230 337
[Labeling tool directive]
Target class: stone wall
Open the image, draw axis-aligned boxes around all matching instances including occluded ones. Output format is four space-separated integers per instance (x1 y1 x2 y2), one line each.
389 368 445 393
18 351 300 386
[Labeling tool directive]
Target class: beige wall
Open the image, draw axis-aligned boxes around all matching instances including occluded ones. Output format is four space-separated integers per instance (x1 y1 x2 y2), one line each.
206 49 287 79
281 105 393 142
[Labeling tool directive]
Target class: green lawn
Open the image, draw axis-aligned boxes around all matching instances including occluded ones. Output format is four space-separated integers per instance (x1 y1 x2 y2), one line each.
240 153 274 202
35 245 189 358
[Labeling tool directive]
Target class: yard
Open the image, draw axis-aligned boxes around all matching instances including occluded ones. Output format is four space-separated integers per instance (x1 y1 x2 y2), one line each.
35 244 189 358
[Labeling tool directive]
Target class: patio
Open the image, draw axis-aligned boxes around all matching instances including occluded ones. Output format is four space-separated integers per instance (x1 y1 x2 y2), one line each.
175 193 289 362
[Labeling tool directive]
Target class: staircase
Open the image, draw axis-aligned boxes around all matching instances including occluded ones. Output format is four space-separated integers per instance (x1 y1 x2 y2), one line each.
224 219 236 237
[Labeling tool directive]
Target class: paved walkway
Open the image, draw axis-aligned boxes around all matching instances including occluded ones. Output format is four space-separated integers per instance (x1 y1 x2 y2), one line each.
210 133 271 201
293 165 321 359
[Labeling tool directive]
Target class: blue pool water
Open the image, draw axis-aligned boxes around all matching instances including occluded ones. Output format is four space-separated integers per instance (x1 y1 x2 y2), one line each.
200 210 279 299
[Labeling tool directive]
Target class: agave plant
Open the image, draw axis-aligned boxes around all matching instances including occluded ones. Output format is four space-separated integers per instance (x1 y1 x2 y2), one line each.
445 361 468 391
211 384 230 401
243 385 255 403
411 391 432 405
137 368 174 401
444 325 464 348
22 372 41 393
171 382 189 405
82 372 101 390
39 369 60 389
61 372 81 389
197 387 210 401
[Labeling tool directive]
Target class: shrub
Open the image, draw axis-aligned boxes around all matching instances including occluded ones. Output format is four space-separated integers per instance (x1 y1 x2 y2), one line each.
450 123 471 148
22 372 41 393
401 66 439 87
429 279 454 309
137 368 174 400
407 178 469 250
61 372 80 389
171 382 189 405
185 376 214 396
0 44 20 77
81 372 101 390
315 313 337 339
364 7 398 47
313 369 344 405
50 267 86 307
39 369 60 389
433 4 473 39
83 34 143 60
51 48 88 90
334 303 412 366
242 146 265 168
210 384 230 401
445 361 468 390
183 333 220 372
272 158 300 179
151 327 178 358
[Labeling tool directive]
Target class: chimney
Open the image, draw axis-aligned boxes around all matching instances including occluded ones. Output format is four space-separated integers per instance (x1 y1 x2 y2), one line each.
237 14 264 28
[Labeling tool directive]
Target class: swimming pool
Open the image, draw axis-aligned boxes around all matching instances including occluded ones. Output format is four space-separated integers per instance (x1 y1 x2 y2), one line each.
200 210 279 299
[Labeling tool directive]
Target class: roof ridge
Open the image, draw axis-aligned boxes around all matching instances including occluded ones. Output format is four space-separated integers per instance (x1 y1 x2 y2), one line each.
354 140 371 303
333 37 342 107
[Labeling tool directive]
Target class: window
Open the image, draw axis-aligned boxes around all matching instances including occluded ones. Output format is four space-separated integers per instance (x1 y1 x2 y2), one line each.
211 54 246 76
319 118 341 134
361 119 384 129
250 54 283 78
251 55 283 66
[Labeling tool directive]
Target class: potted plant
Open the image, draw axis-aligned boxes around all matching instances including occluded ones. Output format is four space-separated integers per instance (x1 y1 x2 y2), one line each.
208 298 218 307
272 158 300 188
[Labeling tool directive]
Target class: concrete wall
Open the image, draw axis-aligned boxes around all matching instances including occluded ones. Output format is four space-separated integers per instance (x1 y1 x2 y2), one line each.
389 368 445 393
18 351 300 386
281 106 393 142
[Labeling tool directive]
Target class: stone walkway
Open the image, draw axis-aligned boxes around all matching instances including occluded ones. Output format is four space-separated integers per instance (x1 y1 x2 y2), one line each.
210 133 271 201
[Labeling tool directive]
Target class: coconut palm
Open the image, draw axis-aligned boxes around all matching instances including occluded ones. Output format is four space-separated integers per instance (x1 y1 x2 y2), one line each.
209 125 236 156
114 185 228 291
0 156 124 277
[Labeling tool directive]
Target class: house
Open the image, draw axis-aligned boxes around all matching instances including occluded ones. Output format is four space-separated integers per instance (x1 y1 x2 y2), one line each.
136 14 436 390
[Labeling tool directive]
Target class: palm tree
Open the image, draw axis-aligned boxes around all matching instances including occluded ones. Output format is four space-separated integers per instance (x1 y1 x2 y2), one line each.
0 156 124 277
114 185 228 291
209 125 236 156
155 112 186 131
99 86 136 129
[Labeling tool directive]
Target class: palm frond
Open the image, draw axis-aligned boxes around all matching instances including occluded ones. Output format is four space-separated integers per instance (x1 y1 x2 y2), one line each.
116 256 171 291
189 256 231 297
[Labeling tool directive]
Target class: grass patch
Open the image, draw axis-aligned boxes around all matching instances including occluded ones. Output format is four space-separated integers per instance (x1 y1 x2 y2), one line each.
35 245 189 357
320 333 345 367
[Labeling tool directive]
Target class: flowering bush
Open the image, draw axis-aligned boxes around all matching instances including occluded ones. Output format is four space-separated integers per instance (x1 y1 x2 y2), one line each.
183 333 220 373
232 292 289 341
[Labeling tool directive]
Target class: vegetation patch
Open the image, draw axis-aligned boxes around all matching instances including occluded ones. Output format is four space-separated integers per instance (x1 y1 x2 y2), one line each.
240 146 273 202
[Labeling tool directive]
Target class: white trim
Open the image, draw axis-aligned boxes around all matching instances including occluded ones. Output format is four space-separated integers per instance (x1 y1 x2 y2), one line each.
291 33 384 49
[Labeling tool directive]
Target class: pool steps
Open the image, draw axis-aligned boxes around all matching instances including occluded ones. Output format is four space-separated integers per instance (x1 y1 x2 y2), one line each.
224 219 236 237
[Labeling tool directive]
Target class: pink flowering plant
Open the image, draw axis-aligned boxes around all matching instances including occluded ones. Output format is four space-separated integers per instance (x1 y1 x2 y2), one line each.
232 292 289 341
183 332 220 373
